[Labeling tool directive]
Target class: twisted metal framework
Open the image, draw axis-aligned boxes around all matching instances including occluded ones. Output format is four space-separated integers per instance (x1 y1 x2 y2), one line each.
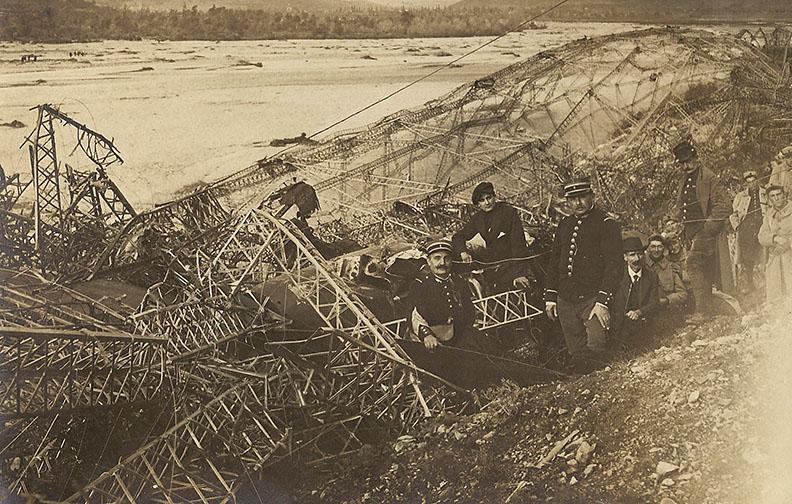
204 28 792 237
4 27 792 503
6 105 130 278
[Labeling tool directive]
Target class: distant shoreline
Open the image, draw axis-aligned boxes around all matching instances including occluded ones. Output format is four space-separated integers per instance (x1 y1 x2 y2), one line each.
2 0 789 44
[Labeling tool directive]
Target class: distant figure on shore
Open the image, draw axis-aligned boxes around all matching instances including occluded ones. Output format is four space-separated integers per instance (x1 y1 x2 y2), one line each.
758 185 792 304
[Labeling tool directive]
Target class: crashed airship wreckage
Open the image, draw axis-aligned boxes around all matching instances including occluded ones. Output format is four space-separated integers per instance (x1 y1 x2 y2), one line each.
2 26 792 502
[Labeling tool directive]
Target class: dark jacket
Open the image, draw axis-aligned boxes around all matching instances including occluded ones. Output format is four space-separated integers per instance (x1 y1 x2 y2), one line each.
611 265 660 333
451 201 527 262
675 166 732 241
544 206 623 306
675 166 734 293
411 270 475 330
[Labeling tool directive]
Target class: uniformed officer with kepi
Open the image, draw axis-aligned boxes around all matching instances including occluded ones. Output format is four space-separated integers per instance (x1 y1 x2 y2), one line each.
545 179 623 372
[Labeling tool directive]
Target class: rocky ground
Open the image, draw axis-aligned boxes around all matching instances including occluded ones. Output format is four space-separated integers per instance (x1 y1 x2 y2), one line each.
287 305 792 503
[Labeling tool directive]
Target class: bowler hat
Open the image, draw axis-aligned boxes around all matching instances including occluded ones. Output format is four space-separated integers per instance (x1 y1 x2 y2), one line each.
622 236 645 253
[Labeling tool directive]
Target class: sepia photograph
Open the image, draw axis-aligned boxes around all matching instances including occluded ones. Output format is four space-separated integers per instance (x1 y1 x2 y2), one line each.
1 0 791 502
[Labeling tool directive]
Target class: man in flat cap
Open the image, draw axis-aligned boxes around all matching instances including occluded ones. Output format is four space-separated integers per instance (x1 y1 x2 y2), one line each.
452 181 530 291
769 146 792 195
730 170 765 292
674 139 733 318
611 235 660 347
410 237 478 351
545 179 623 372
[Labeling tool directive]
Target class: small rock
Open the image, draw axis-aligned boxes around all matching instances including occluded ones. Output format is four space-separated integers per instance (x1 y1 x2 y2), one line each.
567 459 579 471
558 408 569 415
656 461 679 477
575 441 594 464
545 433 553 441
691 339 709 347
661 478 675 487
569 476 578 485
453 430 466 441
688 390 700 404
604 366 611 372
573 407 582 415
660 498 678 504
583 464 596 478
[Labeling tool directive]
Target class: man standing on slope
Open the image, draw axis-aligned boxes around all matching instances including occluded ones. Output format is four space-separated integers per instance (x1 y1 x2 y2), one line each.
545 179 623 373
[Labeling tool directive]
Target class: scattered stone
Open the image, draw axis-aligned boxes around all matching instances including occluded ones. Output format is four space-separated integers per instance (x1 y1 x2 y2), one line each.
569 476 578 485
583 464 596 478
558 407 569 415
575 441 594 465
691 339 709 347
545 433 553 441
661 478 675 487
688 390 700 403
656 461 679 477
573 407 582 415
567 458 579 471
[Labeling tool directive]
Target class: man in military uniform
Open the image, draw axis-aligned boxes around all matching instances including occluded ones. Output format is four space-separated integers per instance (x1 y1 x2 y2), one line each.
545 180 623 372
674 139 733 317
411 238 478 351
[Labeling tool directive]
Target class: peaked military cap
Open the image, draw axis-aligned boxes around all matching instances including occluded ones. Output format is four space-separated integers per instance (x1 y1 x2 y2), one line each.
563 179 592 198
425 237 453 256
672 140 697 163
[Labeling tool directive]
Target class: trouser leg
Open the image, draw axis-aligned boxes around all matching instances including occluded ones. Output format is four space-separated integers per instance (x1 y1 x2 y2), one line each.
557 297 587 357
687 250 713 314
558 297 610 372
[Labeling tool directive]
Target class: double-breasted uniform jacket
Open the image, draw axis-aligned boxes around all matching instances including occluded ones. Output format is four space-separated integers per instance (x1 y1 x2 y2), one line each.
676 166 734 293
410 269 475 340
544 207 623 307
611 266 661 333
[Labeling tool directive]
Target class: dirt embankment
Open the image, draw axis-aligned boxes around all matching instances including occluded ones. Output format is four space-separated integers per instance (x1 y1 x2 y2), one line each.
289 309 791 503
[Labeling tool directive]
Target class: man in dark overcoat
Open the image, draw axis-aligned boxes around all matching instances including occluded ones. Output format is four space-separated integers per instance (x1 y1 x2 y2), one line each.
674 140 734 317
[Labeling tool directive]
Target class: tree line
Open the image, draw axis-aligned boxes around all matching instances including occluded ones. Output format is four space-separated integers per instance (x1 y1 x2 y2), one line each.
2 0 791 43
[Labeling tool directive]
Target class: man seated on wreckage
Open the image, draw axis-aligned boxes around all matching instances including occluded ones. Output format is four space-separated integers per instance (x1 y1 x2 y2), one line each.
451 181 537 294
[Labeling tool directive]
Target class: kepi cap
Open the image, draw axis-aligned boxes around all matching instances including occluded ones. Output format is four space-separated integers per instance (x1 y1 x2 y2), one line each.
424 237 453 256
563 179 592 198
673 140 697 163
